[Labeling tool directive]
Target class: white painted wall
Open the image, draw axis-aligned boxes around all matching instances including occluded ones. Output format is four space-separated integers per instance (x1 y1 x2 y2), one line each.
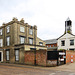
58 33 75 50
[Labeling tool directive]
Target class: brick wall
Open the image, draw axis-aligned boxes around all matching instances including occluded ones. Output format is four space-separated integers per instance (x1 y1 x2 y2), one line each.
24 50 47 66
25 51 35 65
36 50 47 66
66 50 75 64
46 60 57 67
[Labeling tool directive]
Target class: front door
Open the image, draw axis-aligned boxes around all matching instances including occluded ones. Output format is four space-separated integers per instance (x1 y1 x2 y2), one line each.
0 52 1 61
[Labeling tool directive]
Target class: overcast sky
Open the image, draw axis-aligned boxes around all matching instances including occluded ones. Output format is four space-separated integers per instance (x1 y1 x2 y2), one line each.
0 0 75 40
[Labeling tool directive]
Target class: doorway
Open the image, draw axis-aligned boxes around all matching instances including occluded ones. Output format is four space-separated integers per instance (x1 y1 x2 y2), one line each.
0 52 1 61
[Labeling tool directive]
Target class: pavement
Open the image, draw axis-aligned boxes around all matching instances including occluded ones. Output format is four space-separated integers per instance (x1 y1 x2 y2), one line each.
0 62 75 72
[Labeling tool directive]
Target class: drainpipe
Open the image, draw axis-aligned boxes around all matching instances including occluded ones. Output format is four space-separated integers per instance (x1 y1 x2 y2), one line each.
34 25 36 66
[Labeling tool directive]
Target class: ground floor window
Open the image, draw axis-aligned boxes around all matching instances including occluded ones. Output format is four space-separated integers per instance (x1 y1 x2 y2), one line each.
6 50 9 61
15 50 19 61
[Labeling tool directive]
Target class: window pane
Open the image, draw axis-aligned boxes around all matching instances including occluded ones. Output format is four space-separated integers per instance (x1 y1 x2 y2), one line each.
15 50 19 61
20 37 25 44
7 55 9 60
70 40 74 45
16 56 19 61
29 29 33 35
20 26 25 32
29 38 33 44
7 37 10 46
7 26 10 33
6 51 9 55
6 51 9 60
61 40 65 46
0 29 2 35
15 50 19 55
39 42 43 46
0 39 3 47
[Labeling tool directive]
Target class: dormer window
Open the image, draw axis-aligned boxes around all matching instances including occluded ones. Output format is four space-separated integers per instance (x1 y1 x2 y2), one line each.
7 26 10 33
0 29 2 35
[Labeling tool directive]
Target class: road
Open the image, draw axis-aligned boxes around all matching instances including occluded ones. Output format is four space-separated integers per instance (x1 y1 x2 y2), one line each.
0 64 75 75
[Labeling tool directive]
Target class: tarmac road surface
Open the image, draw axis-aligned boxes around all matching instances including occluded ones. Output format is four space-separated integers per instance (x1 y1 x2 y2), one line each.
0 63 75 75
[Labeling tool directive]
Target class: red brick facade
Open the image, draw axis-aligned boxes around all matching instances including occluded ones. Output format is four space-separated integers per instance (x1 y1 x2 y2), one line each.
66 50 75 64
24 50 58 66
24 50 47 66
25 51 35 65
36 50 47 66
46 43 57 47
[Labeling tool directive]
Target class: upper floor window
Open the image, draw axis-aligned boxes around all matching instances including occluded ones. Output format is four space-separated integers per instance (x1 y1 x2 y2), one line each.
20 36 25 44
29 38 33 44
7 26 10 33
0 39 3 47
53 45 54 47
70 39 74 45
29 29 33 35
50 45 51 47
47 46 48 47
61 40 65 46
6 37 10 46
20 26 25 32
39 42 43 46
0 29 2 35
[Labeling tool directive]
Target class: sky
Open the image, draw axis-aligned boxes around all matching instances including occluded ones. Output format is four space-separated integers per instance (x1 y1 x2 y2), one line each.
0 0 75 40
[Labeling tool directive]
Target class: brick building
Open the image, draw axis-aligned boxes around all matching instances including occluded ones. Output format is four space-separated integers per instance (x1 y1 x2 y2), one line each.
44 39 57 51
0 18 46 63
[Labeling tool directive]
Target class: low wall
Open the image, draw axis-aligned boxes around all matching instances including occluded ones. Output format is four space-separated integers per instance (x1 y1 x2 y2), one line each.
25 51 35 65
46 60 57 66
24 50 47 66
36 50 47 66
66 50 75 64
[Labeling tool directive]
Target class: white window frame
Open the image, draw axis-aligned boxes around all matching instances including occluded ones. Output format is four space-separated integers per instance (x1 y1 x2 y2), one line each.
29 38 33 44
7 26 10 33
7 37 10 46
61 40 65 46
70 39 74 45
0 29 2 35
15 50 19 61
6 50 9 61
47 46 48 47
29 29 33 35
50 45 51 47
20 26 25 32
20 37 25 44
0 39 3 47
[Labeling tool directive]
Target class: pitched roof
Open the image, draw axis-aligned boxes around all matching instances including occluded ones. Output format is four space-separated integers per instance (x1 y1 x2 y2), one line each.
66 17 70 21
57 33 75 40
44 39 57 44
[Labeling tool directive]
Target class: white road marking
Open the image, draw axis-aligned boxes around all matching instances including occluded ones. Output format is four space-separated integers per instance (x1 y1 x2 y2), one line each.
49 73 56 75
